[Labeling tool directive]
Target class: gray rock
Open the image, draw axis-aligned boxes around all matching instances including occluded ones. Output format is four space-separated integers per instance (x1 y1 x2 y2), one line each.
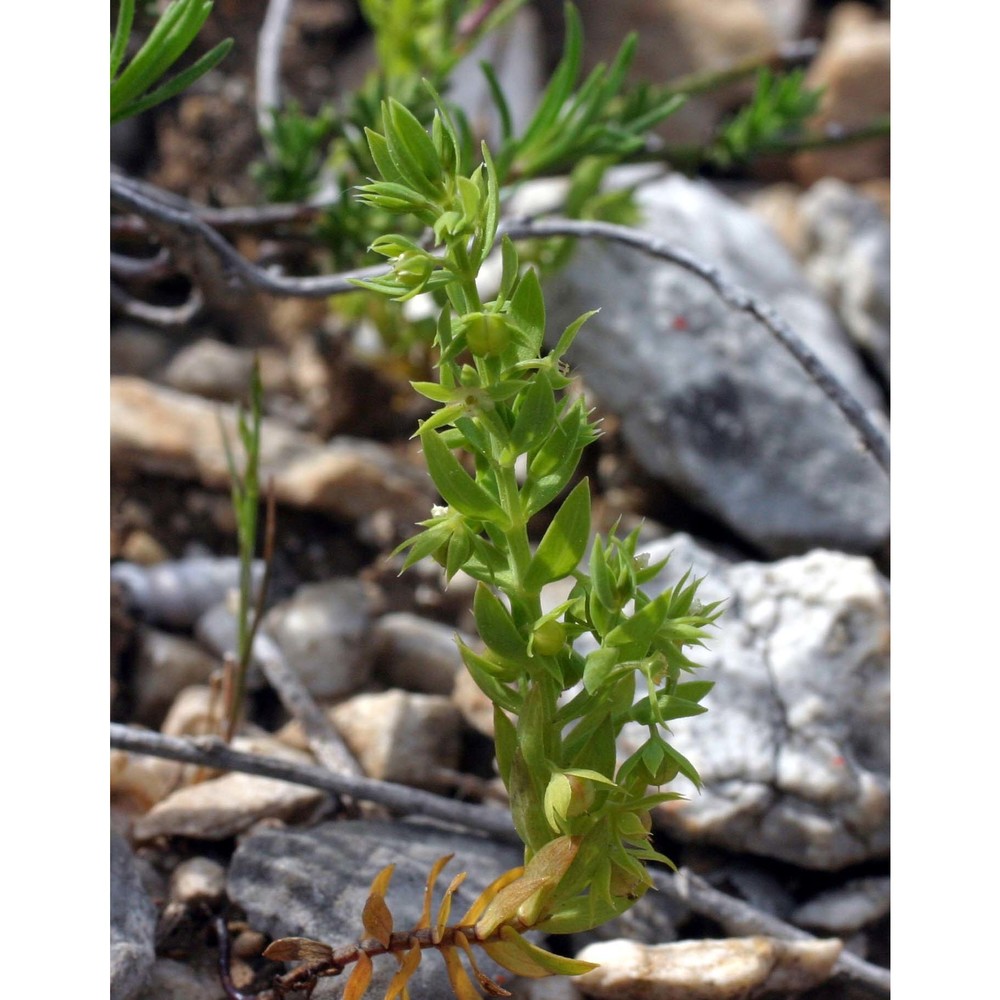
111 832 157 1000
371 612 466 695
792 876 891 935
263 578 375 699
162 338 256 401
329 689 463 788
800 179 890 382
133 627 219 727
543 174 889 556
134 957 224 1000
228 819 524 999
111 556 264 628
627 534 889 870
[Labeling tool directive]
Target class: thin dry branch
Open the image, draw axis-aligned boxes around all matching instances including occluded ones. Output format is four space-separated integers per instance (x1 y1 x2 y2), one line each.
499 216 890 474
655 867 891 997
110 280 204 326
110 173 386 297
252 631 364 778
109 175 888 471
110 723 519 841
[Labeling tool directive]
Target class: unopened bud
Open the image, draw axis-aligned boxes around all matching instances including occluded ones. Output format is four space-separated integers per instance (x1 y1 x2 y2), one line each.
532 619 567 656
465 312 511 358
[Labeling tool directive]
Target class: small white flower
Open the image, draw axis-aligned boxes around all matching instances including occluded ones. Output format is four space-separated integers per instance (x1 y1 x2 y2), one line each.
431 504 450 518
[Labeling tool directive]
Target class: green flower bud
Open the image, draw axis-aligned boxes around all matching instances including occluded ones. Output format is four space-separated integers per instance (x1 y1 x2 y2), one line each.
394 250 434 289
465 312 511 358
532 619 567 656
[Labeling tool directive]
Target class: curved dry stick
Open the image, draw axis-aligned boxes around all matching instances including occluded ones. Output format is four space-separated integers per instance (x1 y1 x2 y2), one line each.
656 868 891 997
499 216 890 474
110 279 204 326
109 175 888 471
111 173 387 296
256 0 296 133
110 723 519 842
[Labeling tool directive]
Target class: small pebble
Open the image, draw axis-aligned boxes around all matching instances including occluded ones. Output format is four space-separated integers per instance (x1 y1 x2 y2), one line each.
169 857 227 906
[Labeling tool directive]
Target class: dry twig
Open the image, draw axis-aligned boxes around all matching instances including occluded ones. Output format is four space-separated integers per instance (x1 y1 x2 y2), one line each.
499 216 890 474
109 723 519 842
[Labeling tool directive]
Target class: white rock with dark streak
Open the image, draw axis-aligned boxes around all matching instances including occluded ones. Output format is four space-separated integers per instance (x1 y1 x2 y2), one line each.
625 534 889 870
574 936 842 1000
329 689 463 788
263 578 375 699
543 174 888 557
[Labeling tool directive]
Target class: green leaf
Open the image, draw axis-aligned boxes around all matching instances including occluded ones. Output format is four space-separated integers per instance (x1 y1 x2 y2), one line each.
457 641 522 712
365 127 404 183
493 704 518 787
604 588 673 654
474 584 527 660
508 374 556 458
508 268 546 360
661 741 702 789
630 694 708 725
582 646 618 695
110 0 135 80
524 478 591 592
387 97 443 185
419 427 511 527
551 309 598 361
674 680 715 704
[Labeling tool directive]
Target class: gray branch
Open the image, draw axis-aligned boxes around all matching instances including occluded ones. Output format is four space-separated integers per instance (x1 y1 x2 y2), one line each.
655 868 891 997
109 175 888 472
111 173 387 297
110 723 519 842
499 216 890 474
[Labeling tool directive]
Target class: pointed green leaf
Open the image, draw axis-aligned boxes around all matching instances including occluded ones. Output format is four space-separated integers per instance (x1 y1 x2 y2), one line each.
524 478 591 592
420 427 511 527
474 584 528 660
509 374 556 457
508 268 545 359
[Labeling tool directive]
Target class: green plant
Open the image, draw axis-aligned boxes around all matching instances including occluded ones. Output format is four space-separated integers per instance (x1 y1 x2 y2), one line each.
218 359 274 743
111 0 232 124
266 91 720 998
251 3 824 365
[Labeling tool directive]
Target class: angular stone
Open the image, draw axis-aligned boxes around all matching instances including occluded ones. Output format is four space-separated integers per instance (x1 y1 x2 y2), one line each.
263 578 375 699
793 4 890 184
228 819 524 1000
574 936 841 999
133 628 219 727
132 737 324 841
111 377 433 535
329 689 463 788
371 612 466 695
543 174 888 556
792 877 891 935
